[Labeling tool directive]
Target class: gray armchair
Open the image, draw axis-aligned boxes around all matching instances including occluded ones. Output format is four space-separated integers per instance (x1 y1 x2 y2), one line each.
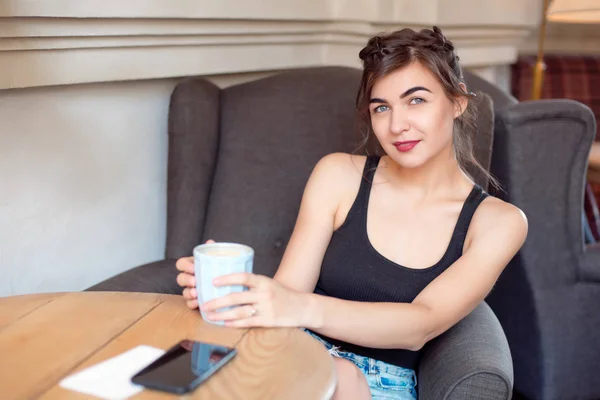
462 70 600 399
88 67 513 399
486 99 600 400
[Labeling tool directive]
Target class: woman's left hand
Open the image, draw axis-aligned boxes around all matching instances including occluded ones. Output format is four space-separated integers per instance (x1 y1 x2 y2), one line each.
199 273 311 328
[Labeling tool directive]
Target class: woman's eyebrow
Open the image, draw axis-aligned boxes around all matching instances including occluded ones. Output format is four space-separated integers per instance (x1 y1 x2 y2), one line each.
369 86 432 104
399 86 431 98
369 97 387 104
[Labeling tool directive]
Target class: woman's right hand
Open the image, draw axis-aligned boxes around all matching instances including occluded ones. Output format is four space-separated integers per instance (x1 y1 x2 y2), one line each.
176 239 215 309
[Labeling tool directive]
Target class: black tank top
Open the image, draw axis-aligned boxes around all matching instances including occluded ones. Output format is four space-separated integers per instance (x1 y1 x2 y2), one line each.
311 155 489 370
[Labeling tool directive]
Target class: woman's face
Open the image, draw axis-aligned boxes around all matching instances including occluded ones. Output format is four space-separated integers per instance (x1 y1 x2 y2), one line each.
369 61 466 169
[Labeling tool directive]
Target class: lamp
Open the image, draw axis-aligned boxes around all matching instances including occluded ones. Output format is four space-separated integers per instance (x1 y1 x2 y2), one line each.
547 0 600 23
531 0 600 100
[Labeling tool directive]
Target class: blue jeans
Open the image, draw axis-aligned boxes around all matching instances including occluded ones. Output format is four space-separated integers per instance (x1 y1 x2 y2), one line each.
304 330 418 400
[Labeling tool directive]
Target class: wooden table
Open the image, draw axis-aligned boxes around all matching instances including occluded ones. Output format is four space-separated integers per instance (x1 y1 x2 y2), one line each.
0 292 336 400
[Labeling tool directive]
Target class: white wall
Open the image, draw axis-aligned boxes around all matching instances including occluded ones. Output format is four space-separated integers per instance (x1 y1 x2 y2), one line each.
520 22 600 55
0 0 542 296
0 80 176 295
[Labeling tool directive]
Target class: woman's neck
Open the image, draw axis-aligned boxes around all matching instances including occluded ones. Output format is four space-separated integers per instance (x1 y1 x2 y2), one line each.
378 149 471 200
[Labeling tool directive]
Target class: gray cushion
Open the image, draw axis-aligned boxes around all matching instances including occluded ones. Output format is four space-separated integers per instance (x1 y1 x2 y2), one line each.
449 373 512 400
418 302 513 400
201 67 364 277
86 259 180 294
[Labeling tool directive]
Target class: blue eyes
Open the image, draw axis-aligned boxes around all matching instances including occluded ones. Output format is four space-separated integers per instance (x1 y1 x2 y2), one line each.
410 97 425 105
374 105 389 113
372 98 425 113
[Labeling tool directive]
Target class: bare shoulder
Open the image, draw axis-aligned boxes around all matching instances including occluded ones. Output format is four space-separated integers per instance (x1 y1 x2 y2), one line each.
469 194 528 249
313 152 366 174
299 152 367 222
311 152 367 190
476 195 528 228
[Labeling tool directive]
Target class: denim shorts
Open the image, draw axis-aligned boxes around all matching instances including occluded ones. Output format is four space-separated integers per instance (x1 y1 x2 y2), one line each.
303 329 417 400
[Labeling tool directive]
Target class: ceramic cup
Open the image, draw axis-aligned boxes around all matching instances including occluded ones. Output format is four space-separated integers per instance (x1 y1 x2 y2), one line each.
193 242 254 325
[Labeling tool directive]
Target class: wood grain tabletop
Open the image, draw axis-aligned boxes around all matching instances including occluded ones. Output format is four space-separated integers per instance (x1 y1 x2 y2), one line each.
0 292 336 400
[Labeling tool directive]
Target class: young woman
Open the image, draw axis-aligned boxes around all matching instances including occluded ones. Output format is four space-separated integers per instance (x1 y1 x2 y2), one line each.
175 26 527 400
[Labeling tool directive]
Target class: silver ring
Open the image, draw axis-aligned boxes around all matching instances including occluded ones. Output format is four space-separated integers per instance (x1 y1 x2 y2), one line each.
249 305 257 317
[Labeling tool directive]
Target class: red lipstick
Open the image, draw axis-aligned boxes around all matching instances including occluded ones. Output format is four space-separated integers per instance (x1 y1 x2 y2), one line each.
393 140 420 152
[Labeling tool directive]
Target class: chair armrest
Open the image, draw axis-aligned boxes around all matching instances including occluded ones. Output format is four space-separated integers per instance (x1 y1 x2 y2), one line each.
85 259 181 294
418 302 513 400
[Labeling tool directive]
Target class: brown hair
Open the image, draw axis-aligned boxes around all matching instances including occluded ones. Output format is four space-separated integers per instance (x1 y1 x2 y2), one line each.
356 26 497 188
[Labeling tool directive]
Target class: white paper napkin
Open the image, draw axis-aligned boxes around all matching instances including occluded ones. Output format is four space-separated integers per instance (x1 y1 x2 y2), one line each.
59 345 166 400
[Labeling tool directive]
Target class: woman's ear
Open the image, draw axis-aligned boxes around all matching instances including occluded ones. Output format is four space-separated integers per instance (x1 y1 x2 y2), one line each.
454 82 469 118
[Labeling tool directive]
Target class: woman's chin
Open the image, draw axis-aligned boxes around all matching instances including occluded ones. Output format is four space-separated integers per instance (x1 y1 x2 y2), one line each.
385 153 428 169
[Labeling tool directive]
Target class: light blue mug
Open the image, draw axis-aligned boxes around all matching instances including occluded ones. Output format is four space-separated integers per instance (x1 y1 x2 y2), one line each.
193 242 254 325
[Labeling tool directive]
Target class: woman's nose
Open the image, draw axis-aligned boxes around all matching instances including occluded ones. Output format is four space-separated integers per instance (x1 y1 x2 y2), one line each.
389 108 410 134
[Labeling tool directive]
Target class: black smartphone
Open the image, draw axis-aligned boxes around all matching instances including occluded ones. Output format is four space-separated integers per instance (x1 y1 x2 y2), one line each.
131 339 237 394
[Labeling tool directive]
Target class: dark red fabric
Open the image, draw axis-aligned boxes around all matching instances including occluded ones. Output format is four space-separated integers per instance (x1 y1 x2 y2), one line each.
511 54 600 140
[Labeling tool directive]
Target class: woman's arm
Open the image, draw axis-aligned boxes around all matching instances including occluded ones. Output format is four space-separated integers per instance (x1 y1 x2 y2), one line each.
302 199 528 351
